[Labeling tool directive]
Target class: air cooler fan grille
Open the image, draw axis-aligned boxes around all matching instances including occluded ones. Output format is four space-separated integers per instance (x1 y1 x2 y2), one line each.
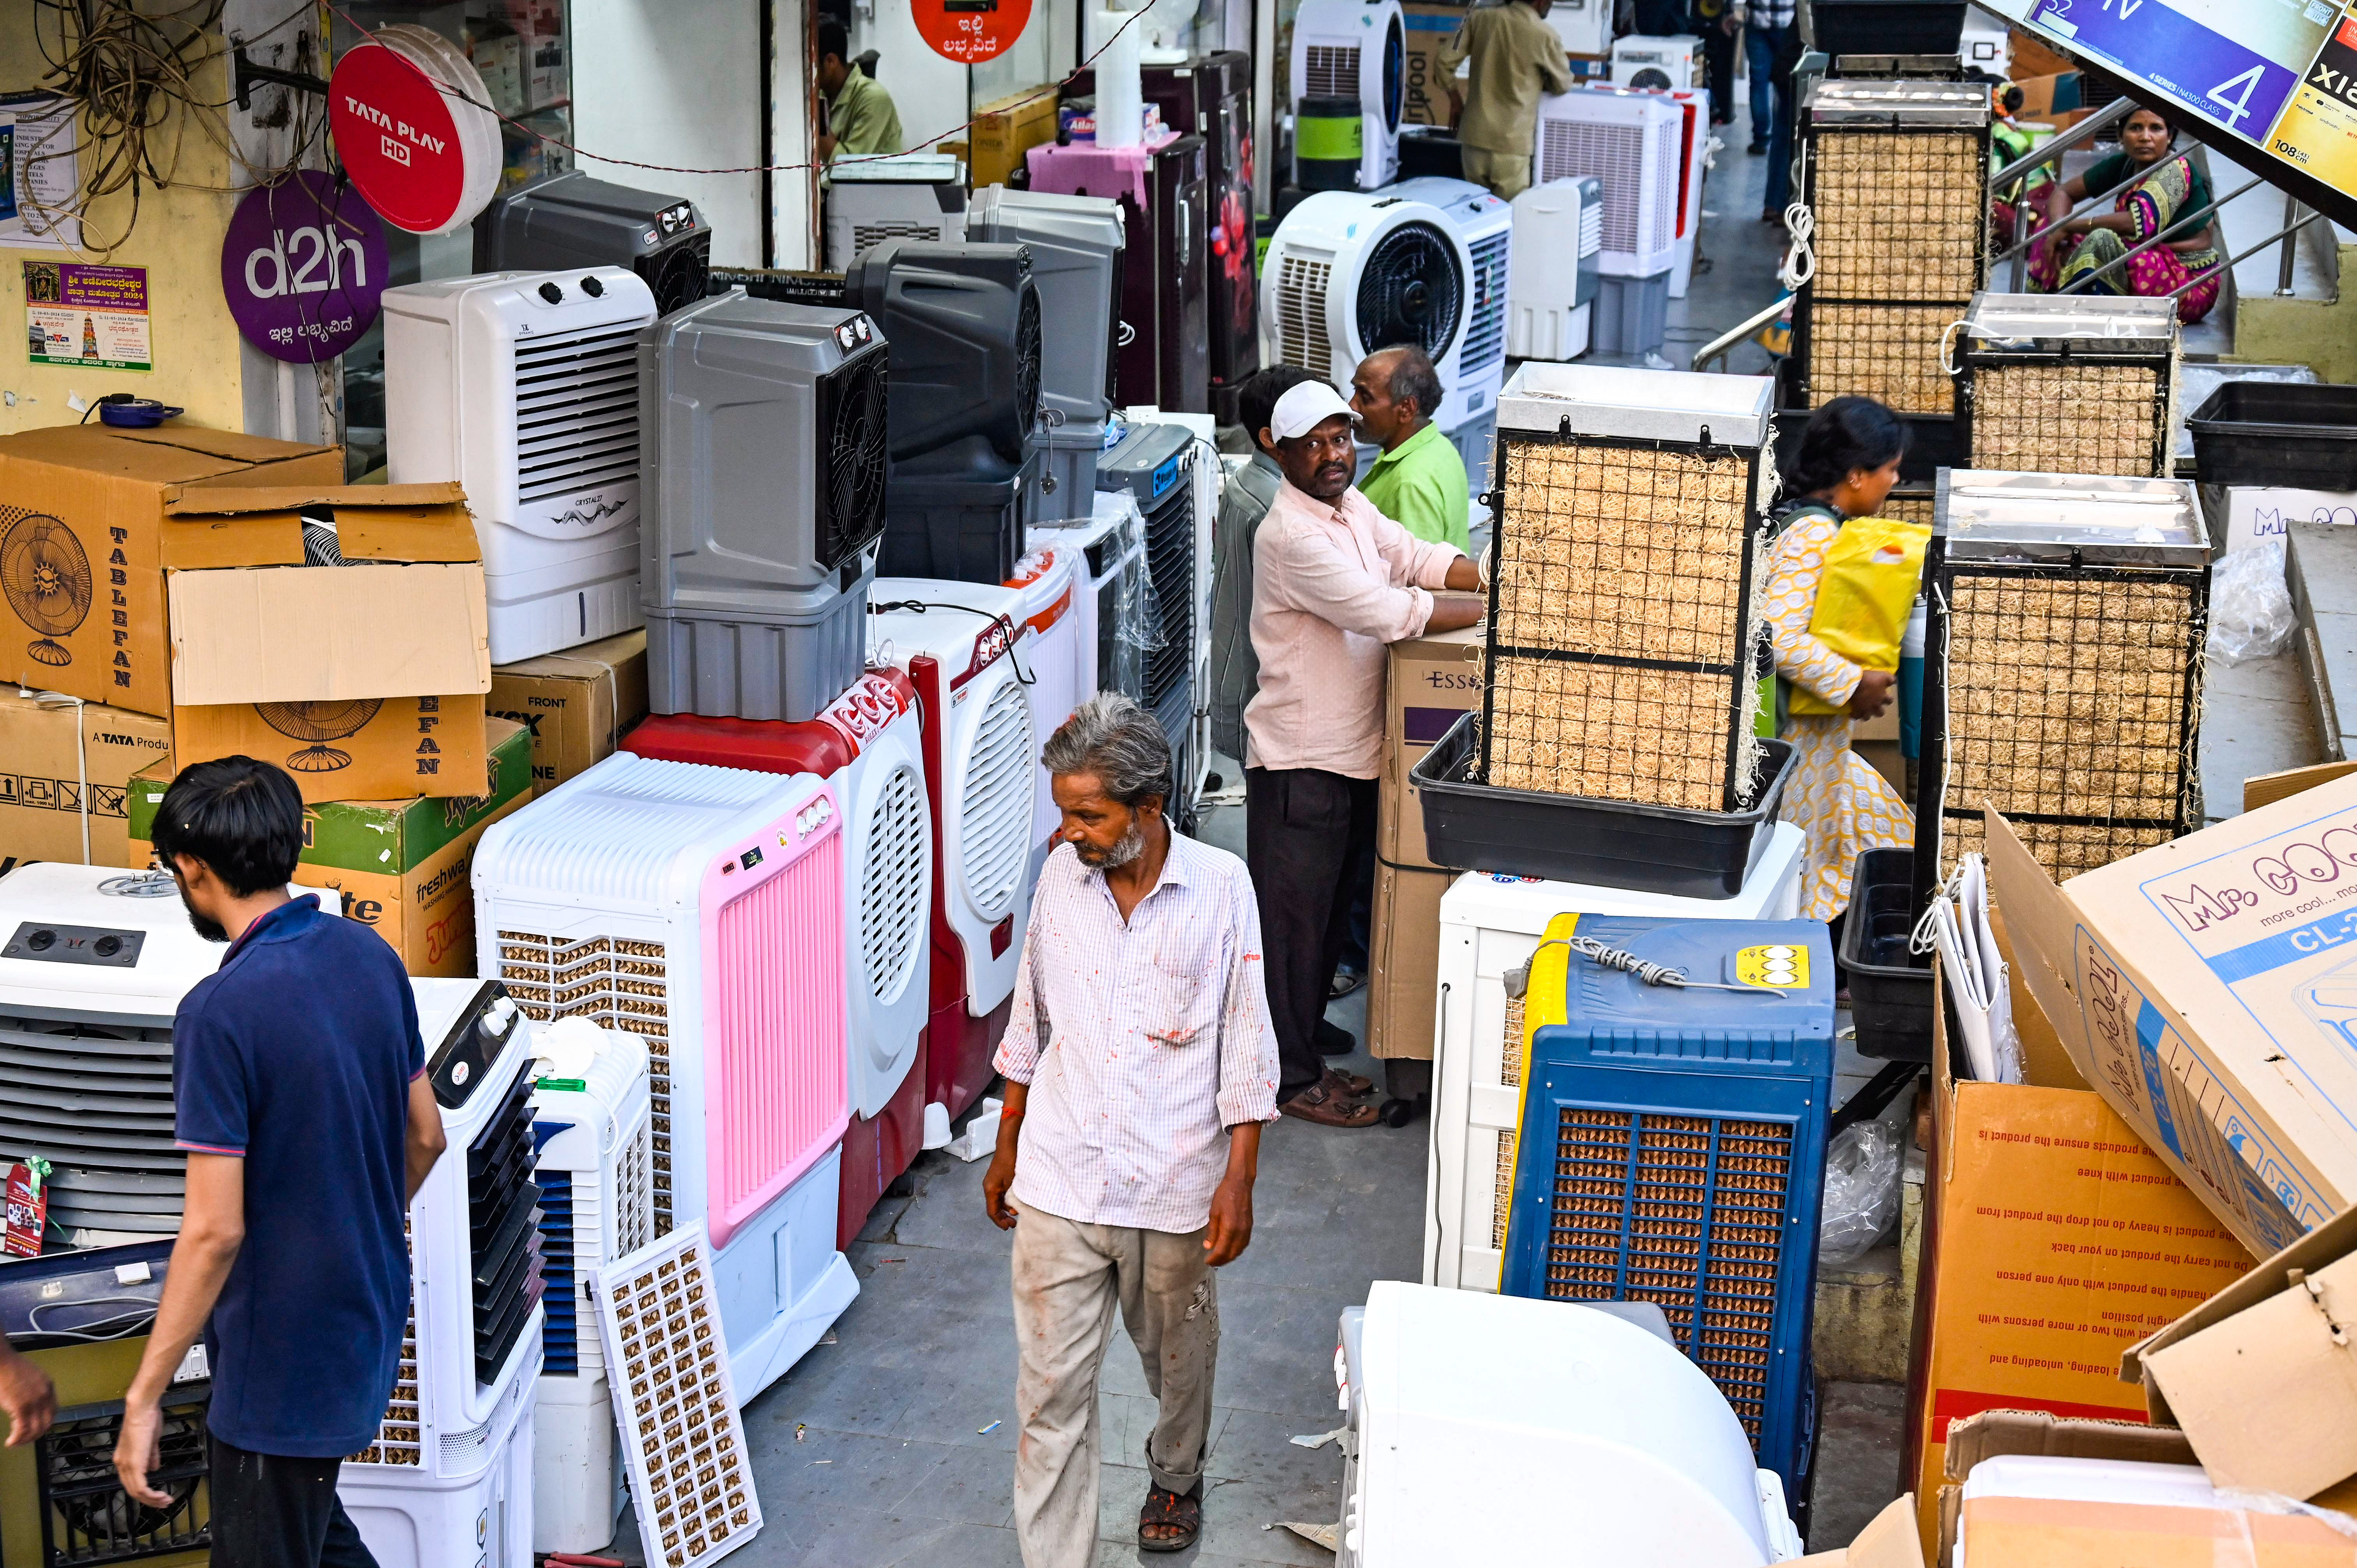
860 763 928 1002
37 1387 213 1563
636 231 712 316
815 347 890 570
514 323 643 507
960 680 1035 923
1014 288 1044 438
0 1012 185 1235
1356 220 1462 362
1383 14 1406 130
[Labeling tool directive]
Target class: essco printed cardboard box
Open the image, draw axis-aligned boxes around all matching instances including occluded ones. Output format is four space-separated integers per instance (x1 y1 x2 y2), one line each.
161 483 493 802
0 425 343 716
1988 781 2357 1259
126 719 530 976
1372 624 1484 1062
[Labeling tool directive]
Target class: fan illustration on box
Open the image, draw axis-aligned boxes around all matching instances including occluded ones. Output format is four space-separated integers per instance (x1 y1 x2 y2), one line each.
256 698 385 772
0 509 93 667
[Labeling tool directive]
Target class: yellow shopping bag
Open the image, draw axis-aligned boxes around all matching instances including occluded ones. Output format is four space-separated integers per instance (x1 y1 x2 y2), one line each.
1787 517 1931 717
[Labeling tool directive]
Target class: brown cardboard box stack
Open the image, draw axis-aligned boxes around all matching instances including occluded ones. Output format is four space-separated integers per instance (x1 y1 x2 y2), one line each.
0 426 584 978
1891 764 2357 1561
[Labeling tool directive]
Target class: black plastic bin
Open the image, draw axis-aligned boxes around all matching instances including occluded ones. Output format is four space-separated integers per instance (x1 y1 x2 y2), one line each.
2187 381 2357 490
1410 712 1797 897
880 452 1039 585
1398 125 1465 183
1810 0 1966 57
1840 847 1932 1062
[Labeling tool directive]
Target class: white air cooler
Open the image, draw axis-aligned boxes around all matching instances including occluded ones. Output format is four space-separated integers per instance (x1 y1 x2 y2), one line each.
1290 0 1408 192
384 267 656 664
824 152 969 272
472 752 859 1402
1508 177 1602 361
1425 828 1807 1294
341 978 544 1568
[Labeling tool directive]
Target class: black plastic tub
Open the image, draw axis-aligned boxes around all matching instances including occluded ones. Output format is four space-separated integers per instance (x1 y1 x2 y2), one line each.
2187 381 2357 490
1810 0 1967 57
1841 847 1932 1062
1410 712 1797 897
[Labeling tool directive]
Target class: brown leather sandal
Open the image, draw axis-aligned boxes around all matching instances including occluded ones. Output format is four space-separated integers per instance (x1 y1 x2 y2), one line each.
1325 1065 1374 1098
1139 1484 1201 1552
1282 1079 1380 1127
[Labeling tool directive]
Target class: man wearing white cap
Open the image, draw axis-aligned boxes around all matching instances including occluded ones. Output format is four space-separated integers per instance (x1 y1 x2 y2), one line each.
1245 380 1484 1127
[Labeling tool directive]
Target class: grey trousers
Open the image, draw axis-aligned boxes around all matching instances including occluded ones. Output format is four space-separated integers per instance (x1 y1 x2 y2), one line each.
1009 1208 1219 1568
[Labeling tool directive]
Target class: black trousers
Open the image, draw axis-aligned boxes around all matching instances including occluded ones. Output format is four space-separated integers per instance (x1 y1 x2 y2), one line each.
1703 24 1737 122
1245 767 1377 1102
208 1437 379 1568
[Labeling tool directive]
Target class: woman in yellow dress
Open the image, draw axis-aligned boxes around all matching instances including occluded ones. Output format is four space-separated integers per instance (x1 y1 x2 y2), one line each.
1765 396 1915 929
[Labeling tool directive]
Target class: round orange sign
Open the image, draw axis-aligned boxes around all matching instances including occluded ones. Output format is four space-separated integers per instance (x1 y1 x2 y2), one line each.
912 0 1035 64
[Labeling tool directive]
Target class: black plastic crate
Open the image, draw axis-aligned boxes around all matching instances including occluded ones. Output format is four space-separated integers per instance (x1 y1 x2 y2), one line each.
1811 1 1967 57
2187 381 2357 490
1841 848 1932 1062
1411 712 1797 897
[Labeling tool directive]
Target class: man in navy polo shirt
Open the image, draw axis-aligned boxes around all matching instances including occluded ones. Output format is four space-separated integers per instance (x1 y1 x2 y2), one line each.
111 757 448 1568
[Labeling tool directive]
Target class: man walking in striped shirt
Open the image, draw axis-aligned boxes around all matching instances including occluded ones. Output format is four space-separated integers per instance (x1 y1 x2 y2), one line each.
985 694 1281 1562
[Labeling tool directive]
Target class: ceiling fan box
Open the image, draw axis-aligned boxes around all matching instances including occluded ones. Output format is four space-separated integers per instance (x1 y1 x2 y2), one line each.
0 424 344 719
126 718 532 975
157 482 494 803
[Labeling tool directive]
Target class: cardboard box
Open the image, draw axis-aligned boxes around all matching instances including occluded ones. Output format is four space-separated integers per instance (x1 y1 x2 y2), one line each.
1935 1411 2357 1567
1402 5 1465 127
1906 946 2256 1557
970 86 1060 191
1794 1497 1923 1568
488 628 649 796
1988 781 2357 1259
2225 486 2357 554
127 718 531 976
1368 858 1453 1060
2008 70 2081 120
174 694 490 805
0 426 344 717
1380 622 1484 869
155 483 493 802
0 690 171 872
2122 1201 2357 1499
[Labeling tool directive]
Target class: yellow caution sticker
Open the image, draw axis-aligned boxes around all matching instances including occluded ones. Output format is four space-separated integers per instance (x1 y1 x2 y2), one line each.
1737 943 1808 990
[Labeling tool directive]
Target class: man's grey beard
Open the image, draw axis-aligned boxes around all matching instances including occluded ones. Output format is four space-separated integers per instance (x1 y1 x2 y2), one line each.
1078 818 1146 869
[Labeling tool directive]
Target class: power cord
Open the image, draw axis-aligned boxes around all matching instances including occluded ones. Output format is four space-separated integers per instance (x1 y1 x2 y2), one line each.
869 599 1035 687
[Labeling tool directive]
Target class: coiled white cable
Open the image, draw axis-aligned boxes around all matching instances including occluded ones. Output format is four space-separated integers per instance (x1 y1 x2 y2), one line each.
1779 202 1816 290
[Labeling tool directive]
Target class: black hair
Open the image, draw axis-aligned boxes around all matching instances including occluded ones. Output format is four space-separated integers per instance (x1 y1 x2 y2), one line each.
2122 102 2177 146
1376 343 1445 422
1785 396 1910 501
817 18 850 65
2000 84 2025 115
1240 363 1322 442
152 757 304 898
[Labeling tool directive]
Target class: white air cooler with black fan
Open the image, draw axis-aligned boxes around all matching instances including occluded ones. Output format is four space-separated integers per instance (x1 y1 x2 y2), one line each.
868 586 1037 1126
1379 177 1512 492
0 863 307 1248
340 978 544 1568
1610 34 1700 90
472 753 859 1403
384 267 657 665
1533 88 1683 354
824 152 970 271
474 172 713 316
528 1021 653 1556
1508 177 1602 362
1291 0 1407 192
641 292 890 724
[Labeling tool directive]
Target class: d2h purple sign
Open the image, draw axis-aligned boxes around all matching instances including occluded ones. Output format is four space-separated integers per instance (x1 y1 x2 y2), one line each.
221 170 390 363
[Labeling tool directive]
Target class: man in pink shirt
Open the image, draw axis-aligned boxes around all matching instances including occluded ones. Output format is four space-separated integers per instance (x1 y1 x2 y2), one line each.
1244 381 1484 1127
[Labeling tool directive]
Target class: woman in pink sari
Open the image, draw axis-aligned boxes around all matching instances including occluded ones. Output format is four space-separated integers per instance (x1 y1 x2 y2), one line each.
2030 106 2222 324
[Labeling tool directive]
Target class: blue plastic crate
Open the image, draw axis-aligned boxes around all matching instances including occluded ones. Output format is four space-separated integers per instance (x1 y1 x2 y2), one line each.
1499 915 1835 1496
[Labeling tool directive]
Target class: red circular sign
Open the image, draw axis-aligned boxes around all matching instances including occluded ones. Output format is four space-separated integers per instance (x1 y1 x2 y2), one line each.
329 42 469 234
913 0 1035 64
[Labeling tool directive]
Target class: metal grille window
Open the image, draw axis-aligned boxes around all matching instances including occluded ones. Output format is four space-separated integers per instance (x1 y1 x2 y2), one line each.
37 1388 212 1564
498 932 673 1233
514 325 641 505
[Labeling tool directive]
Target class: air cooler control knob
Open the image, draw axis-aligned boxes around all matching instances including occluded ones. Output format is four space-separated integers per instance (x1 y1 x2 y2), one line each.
26 928 54 950
538 281 564 304
581 275 604 298
483 996 518 1035
93 935 122 958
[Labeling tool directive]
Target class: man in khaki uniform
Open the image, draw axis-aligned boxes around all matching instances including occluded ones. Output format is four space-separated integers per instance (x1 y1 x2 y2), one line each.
816 18 903 164
1439 0 1573 200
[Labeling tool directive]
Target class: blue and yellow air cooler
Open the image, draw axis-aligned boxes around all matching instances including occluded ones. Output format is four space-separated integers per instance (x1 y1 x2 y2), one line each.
1499 915 1835 1501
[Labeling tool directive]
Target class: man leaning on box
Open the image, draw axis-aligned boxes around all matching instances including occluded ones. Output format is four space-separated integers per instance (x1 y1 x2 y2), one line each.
1244 381 1483 1128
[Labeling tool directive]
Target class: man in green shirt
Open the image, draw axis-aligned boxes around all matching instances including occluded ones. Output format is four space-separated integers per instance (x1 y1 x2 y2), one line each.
818 19 903 164
1350 346 1471 555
